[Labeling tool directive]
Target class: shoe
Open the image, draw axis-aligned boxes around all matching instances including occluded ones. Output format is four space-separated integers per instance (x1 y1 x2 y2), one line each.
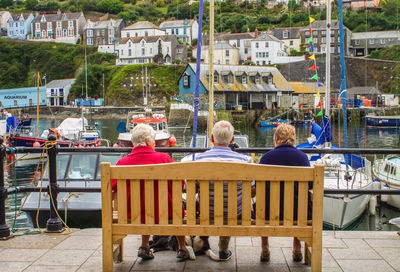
219 250 232 261
138 246 154 260
260 250 270 262
292 251 303 262
177 246 196 262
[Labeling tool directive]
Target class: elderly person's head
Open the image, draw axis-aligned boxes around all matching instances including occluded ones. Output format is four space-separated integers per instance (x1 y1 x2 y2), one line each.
211 120 234 146
274 124 296 147
130 124 156 148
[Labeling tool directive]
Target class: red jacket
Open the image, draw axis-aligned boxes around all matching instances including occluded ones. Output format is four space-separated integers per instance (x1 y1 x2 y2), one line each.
112 145 177 224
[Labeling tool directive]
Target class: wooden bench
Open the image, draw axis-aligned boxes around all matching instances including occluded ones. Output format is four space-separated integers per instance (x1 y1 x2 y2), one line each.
101 161 324 272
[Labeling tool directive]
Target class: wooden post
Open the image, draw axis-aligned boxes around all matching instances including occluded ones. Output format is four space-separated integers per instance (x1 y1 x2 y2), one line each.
101 163 113 272
311 165 324 272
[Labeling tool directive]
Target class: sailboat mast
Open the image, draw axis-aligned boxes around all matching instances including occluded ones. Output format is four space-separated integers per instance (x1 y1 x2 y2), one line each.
145 65 148 106
36 72 39 137
208 0 215 146
85 46 88 100
325 0 331 120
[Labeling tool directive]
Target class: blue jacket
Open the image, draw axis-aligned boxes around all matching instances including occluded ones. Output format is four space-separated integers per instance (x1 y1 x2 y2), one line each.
260 144 312 221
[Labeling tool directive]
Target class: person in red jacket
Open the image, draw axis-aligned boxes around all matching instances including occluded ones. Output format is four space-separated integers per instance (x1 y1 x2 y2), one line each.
112 124 193 261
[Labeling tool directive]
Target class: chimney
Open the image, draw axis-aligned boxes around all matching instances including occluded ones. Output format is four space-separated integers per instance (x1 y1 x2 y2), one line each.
255 28 259 38
57 9 61 15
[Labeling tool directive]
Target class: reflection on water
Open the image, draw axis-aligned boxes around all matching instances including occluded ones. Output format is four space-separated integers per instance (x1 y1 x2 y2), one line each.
5 119 400 231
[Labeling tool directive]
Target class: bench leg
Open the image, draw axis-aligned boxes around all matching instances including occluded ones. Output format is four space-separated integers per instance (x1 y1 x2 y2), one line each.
311 236 322 272
304 243 311 265
115 239 124 262
103 232 113 272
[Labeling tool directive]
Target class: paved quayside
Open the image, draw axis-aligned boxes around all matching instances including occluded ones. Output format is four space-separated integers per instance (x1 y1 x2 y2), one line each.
0 229 399 272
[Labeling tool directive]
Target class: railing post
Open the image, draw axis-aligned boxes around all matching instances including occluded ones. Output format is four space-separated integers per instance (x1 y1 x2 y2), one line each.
0 136 13 239
45 134 64 233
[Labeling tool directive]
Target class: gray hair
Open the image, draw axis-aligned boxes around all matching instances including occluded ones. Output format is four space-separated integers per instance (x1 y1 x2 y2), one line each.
212 120 234 146
130 124 156 146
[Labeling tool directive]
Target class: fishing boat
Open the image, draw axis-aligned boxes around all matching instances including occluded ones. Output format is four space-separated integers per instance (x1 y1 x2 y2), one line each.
21 152 125 228
372 155 400 209
366 115 400 128
117 108 176 147
259 119 290 127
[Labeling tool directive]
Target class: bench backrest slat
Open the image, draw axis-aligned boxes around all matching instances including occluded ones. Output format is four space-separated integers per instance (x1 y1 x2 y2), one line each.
298 182 309 226
117 179 127 224
284 181 294 226
173 179 182 225
255 180 266 226
214 180 224 226
186 180 196 225
130 180 141 224
228 181 237 226
241 181 252 226
270 181 280 226
200 180 210 225
145 179 155 224
158 179 169 225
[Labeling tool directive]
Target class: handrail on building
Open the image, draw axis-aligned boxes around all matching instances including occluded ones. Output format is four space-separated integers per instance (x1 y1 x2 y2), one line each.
1 136 400 239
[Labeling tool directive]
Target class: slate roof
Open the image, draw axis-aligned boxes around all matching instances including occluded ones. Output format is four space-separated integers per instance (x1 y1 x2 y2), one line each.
215 32 255 41
347 86 381 95
351 30 400 39
159 19 195 28
10 13 32 21
201 43 239 50
272 27 302 40
46 79 76 89
253 34 283 43
124 21 160 30
85 19 123 30
119 35 176 44
32 12 83 23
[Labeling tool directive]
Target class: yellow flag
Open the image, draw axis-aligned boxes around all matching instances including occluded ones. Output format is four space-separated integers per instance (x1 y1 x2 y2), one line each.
316 92 320 98
310 17 315 23
309 54 315 60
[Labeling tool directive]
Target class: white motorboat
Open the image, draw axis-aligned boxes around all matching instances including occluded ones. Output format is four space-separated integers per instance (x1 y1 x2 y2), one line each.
373 155 400 209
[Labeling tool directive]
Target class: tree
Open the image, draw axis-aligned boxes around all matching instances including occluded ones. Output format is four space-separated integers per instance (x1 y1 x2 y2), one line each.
36 0 60 11
24 0 38 10
0 0 13 8
96 0 124 14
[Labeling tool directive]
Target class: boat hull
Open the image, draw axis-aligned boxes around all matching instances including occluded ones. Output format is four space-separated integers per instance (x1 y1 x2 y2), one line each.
366 116 400 127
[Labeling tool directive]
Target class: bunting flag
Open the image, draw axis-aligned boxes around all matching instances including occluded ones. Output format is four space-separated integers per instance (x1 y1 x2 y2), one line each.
307 37 313 43
316 92 320 98
309 64 316 71
310 17 315 23
316 110 323 117
318 83 323 87
309 27 312 34
310 45 314 52
309 54 315 60
317 101 322 108
311 74 318 80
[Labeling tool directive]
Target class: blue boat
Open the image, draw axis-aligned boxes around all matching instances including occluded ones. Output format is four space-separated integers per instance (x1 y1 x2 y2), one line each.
259 119 290 127
366 115 400 127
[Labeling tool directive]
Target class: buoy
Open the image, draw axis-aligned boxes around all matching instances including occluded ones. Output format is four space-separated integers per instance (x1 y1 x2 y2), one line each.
168 134 176 147
113 143 120 147
381 184 390 202
372 179 381 190
369 195 377 215
33 141 40 147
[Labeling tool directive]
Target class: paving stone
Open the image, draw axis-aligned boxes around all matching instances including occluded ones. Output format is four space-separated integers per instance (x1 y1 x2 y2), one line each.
322 248 341 268
0 248 48 262
33 249 94 266
130 250 185 271
236 246 286 265
235 237 253 247
328 246 381 260
341 238 371 249
320 268 343 272
251 237 261 246
289 266 311 272
365 238 400 248
71 228 102 236
0 262 31 272
184 254 235 271
24 265 80 272
322 236 347 248
333 231 398 239
282 247 307 267
77 255 136 272
237 263 290 272
0 233 67 249
337 259 396 272
54 235 102 250
375 247 400 271
268 237 294 248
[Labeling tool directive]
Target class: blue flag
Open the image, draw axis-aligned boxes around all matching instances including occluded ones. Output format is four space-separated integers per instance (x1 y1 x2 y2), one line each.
310 45 314 52
318 83 323 87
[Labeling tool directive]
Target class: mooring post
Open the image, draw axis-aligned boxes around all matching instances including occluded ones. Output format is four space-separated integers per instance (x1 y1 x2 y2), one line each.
45 134 64 233
0 137 12 239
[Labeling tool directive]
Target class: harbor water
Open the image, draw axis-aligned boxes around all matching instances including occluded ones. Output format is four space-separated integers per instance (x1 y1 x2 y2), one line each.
4 118 400 231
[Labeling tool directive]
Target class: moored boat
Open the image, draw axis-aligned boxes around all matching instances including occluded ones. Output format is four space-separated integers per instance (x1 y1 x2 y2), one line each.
259 119 290 127
117 108 176 147
366 115 400 127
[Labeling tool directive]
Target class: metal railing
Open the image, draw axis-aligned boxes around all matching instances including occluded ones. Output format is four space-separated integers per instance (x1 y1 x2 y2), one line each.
1 135 400 239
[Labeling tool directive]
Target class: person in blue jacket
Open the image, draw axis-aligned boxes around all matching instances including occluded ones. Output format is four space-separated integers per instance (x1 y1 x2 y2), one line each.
259 124 311 263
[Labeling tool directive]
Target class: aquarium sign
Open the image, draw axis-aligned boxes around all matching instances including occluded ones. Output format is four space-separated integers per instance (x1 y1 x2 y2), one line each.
4 95 28 99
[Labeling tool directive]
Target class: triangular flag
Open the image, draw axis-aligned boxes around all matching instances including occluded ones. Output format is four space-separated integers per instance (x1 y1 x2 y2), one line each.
317 101 322 108
307 37 313 43
310 45 314 52
316 110 323 116
318 83 323 87
309 54 315 60
310 17 315 23
309 64 316 71
311 74 318 80
316 92 320 97
309 27 312 34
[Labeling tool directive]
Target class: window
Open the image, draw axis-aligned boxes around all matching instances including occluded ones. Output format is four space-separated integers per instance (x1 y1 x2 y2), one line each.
183 74 190 88
109 37 113 44
135 33 138 37
265 42 269 47
313 31 318 35
47 30 52 37
321 31 326 35
128 49 131 56
184 28 186 35
314 38 318 43
128 41 131 47
57 29 62 37
256 42 259 48
177 48 183 53
255 76 260 84
214 75 218 83
283 31 288 39
305 32 310 37
121 50 124 56
355 40 360 45
150 48 153 54
97 30 100 36
57 21 61 28
266 52 269 57
68 21 73 28
242 76 247 84
226 59 229 64
87 30 93 37
145 31 148 36
380 39 385 44
330 37 335 43
176 29 179 34
167 47 169 53
101 30 105 36
35 23 40 30
142 48 145 55
244 48 248 54
127 33 130 37
142 40 145 47
87 38 93 45
256 61 259 65
321 37 326 43
290 40 293 45
369 39 375 45
36 31 40 38
47 22 52 29
226 50 229 57
172 29 174 34
68 29 74 36
14 100 18 106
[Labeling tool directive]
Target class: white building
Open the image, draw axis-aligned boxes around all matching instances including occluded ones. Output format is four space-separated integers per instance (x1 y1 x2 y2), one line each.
215 32 255 63
194 43 240 65
115 35 181 65
7 13 34 40
83 19 125 54
0 11 11 35
159 19 198 44
46 79 75 106
121 21 165 39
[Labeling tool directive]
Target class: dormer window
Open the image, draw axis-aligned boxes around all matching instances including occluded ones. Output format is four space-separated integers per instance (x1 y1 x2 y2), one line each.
145 31 148 36
282 31 288 39
214 74 219 83
228 74 233 84
242 76 247 84
183 73 190 88
128 41 131 47
142 40 145 47
255 76 260 84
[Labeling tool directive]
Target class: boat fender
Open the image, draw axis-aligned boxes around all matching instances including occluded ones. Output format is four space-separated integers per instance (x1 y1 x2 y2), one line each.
168 134 176 147
372 179 381 190
33 141 40 147
113 143 120 148
381 184 390 202
369 195 377 215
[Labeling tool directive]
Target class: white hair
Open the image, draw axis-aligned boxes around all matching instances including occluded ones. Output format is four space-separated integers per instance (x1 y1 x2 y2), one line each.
212 120 234 146
130 124 156 146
